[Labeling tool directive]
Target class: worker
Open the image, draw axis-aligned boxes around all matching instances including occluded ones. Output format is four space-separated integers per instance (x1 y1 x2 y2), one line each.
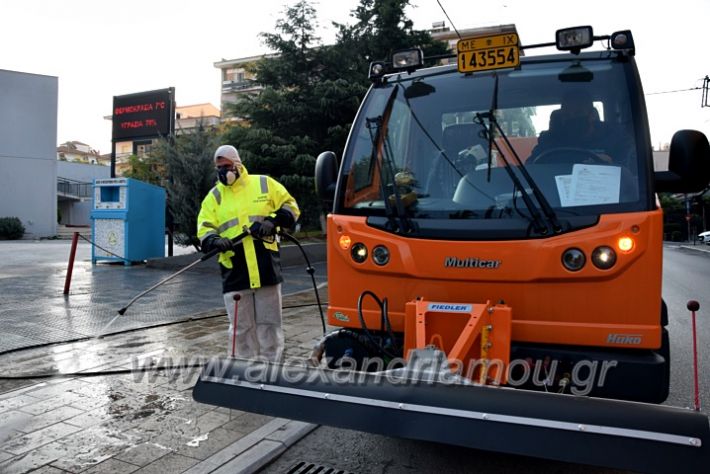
197 144 300 361
529 91 633 165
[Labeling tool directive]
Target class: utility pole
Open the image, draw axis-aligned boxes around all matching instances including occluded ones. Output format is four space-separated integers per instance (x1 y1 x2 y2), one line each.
686 194 692 242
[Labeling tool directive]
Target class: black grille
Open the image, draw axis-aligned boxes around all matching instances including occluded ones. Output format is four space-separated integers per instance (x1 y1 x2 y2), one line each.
286 461 356 474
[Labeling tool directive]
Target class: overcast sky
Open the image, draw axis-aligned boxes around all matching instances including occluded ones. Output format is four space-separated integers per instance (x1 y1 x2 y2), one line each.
3 0 709 154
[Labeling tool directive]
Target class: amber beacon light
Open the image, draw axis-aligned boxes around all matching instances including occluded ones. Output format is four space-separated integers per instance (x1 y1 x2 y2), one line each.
617 236 635 253
339 235 352 250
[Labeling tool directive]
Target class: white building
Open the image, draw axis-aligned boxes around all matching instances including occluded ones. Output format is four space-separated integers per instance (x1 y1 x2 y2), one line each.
0 69 58 238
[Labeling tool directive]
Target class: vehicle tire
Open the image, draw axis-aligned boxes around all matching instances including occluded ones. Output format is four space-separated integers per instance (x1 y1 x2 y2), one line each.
661 299 668 327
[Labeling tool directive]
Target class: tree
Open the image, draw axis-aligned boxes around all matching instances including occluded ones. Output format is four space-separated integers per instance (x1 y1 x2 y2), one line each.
223 1 345 230
659 193 687 241
123 154 163 186
331 0 449 76
150 120 219 246
221 0 448 230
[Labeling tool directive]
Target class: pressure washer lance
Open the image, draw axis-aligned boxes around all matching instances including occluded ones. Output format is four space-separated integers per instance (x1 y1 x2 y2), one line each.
116 229 250 316
688 300 701 411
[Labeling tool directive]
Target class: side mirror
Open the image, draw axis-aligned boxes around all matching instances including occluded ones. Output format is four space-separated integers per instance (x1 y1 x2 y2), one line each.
655 130 710 193
315 151 338 205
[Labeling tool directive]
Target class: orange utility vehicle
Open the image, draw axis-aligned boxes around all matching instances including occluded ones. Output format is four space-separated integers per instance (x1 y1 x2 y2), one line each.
194 26 710 472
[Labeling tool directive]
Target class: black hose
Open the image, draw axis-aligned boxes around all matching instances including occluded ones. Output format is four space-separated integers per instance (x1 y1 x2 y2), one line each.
278 231 327 335
382 297 399 352
0 364 206 381
77 233 125 260
357 290 397 359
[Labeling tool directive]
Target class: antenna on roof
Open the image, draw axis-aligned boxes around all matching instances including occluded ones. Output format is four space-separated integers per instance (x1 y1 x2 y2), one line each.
435 0 460 39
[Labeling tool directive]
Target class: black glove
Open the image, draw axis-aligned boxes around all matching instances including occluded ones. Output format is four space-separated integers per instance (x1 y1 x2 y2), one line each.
212 237 233 252
249 218 276 238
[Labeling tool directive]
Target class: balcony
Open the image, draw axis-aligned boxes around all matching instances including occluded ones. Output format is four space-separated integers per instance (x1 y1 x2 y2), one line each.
57 177 92 202
222 80 261 93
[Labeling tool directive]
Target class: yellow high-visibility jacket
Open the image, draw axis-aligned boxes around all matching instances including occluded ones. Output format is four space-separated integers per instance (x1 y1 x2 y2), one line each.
197 165 300 292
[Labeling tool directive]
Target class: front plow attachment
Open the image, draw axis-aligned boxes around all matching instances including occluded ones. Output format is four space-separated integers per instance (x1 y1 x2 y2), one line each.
193 358 709 473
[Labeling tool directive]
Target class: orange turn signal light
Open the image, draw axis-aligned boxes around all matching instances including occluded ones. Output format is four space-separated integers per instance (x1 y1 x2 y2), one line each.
339 235 352 250
617 236 634 253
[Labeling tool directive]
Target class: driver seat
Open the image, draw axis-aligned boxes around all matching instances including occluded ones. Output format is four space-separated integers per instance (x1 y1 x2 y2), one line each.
529 107 602 164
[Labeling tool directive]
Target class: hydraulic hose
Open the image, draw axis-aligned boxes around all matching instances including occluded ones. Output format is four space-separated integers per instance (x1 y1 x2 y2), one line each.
356 290 398 359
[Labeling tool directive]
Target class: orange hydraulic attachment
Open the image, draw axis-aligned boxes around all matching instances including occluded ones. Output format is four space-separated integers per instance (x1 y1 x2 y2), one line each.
404 299 512 385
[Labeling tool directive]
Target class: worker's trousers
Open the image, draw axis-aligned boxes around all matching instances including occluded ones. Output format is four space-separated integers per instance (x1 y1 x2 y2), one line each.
223 284 283 362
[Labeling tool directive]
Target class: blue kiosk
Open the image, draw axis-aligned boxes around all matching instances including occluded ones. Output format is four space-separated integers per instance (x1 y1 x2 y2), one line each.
91 177 165 265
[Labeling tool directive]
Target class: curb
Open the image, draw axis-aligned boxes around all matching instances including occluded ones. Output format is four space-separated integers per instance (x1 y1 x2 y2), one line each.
183 419 317 474
679 245 710 254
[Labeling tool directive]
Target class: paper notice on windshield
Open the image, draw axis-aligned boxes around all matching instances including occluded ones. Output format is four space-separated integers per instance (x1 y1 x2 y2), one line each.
556 165 621 207
555 175 573 207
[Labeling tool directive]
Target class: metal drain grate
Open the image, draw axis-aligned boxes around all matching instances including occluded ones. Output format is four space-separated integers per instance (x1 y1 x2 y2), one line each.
286 461 356 474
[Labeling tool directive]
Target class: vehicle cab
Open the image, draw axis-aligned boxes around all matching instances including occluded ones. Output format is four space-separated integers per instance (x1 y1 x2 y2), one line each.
316 26 710 403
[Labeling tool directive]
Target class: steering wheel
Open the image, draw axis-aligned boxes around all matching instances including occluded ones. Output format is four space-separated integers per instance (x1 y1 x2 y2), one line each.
529 147 608 165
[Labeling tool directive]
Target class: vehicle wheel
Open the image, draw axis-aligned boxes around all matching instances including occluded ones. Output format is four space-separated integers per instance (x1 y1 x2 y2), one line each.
661 299 668 327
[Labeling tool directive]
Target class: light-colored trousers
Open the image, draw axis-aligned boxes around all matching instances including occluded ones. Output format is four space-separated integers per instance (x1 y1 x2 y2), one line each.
223 284 283 361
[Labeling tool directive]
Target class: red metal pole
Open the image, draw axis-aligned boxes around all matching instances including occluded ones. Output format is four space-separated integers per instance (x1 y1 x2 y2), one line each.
231 294 241 358
687 300 701 411
63 232 79 295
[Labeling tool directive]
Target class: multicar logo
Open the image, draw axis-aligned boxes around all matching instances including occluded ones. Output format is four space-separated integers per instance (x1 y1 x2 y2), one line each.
607 334 643 345
444 257 501 269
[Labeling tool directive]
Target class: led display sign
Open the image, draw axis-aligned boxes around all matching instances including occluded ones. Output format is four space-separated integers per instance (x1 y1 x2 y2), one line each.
112 88 175 141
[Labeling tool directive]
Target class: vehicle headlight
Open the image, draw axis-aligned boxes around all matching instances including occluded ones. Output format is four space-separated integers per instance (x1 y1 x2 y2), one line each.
372 245 390 266
592 246 617 269
561 248 586 271
351 243 368 263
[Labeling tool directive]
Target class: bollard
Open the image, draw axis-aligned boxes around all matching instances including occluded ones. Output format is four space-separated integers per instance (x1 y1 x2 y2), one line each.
687 300 701 411
63 232 79 295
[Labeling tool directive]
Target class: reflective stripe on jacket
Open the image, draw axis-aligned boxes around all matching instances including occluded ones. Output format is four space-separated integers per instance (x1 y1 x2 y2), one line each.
196 165 300 290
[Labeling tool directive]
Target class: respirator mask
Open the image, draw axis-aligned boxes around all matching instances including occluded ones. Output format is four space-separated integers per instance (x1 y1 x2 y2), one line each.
217 165 239 186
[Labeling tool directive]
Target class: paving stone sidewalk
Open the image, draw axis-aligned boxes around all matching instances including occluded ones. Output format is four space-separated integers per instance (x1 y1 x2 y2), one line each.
0 240 326 354
0 288 328 474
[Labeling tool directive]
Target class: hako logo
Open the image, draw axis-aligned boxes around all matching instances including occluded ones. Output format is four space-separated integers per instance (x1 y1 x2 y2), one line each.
444 257 501 269
607 334 643 345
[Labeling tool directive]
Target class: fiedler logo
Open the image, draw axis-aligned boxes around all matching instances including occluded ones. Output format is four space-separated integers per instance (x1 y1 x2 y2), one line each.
607 334 643 345
428 303 472 312
444 256 501 269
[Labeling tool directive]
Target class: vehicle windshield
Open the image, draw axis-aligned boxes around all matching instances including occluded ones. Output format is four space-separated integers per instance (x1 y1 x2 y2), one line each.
339 55 649 231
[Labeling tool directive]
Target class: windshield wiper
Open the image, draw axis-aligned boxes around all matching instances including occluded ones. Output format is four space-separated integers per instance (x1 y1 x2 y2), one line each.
487 115 563 234
365 85 412 233
477 73 562 235
476 113 547 235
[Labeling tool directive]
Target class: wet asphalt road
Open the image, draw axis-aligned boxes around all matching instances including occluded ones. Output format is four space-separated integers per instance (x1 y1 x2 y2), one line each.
662 245 710 410
262 245 710 474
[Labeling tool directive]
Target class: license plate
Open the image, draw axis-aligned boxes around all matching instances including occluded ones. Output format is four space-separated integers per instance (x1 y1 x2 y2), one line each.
457 33 520 73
